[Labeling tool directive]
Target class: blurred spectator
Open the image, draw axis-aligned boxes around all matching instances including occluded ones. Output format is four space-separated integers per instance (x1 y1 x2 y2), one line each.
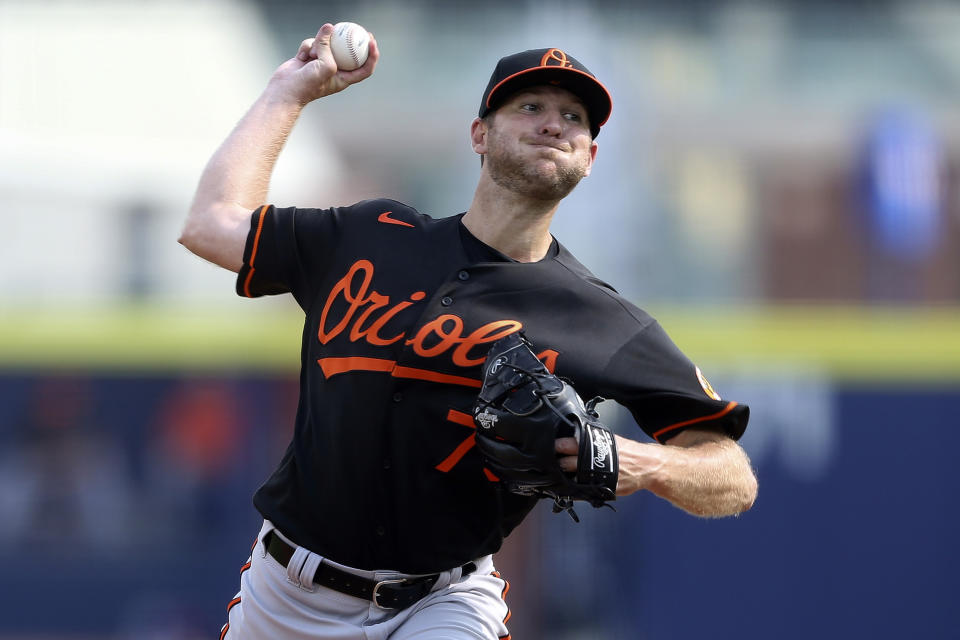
0 377 134 549
858 108 947 301
758 155 867 301
145 379 247 541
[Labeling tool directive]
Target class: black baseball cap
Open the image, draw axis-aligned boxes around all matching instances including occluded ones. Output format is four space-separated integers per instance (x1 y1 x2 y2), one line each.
479 48 612 138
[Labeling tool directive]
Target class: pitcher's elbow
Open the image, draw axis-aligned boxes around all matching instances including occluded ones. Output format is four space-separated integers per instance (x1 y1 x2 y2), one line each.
177 228 194 253
178 216 204 253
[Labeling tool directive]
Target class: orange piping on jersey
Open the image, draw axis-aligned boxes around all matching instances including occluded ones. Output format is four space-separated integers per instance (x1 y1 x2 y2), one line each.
248 205 268 266
220 549 251 639
391 366 482 388
435 436 477 472
494 571 510 598
220 596 240 638
483 468 499 482
242 205 269 298
536 349 559 373
318 356 397 378
492 570 513 638
436 409 480 472
317 357 483 388
652 401 739 442
446 408 475 428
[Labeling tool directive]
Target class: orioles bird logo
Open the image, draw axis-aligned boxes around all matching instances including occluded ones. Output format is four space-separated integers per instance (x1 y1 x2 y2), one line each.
695 366 722 401
540 48 573 68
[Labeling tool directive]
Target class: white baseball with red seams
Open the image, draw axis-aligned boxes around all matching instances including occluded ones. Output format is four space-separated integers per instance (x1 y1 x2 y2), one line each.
330 22 370 70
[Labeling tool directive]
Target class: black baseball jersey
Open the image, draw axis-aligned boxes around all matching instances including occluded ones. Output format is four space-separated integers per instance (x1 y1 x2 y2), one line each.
236 198 749 574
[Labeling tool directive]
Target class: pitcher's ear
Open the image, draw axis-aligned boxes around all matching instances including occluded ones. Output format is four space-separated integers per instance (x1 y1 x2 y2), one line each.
470 116 489 155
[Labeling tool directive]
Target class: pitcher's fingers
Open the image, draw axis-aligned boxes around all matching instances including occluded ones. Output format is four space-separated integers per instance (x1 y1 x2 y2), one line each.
367 33 381 64
555 437 578 455
296 38 315 61
558 454 578 473
338 33 380 83
309 24 335 59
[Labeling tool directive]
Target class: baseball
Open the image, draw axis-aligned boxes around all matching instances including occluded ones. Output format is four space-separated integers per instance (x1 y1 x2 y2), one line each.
330 22 370 71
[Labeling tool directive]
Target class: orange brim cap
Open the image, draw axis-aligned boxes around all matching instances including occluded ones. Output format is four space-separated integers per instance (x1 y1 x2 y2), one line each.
479 48 612 138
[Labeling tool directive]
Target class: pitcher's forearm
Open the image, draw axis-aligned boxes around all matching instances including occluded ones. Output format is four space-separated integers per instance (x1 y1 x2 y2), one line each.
193 92 304 214
179 24 380 272
615 431 757 517
180 90 305 271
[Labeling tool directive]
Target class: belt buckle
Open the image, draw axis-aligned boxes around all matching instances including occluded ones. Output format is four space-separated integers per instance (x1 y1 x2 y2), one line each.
372 578 406 610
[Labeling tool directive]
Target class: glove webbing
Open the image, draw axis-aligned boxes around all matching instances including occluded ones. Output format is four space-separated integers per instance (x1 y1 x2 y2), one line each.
485 363 615 522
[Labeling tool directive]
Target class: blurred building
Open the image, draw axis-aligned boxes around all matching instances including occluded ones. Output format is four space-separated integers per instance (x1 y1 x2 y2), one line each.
2 0 960 305
0 1 344 304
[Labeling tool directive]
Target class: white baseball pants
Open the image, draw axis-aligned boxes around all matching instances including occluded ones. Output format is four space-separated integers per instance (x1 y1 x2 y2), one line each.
220 520 512 640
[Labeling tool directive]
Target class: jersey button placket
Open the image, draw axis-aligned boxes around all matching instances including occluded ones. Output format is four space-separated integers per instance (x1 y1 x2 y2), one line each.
440 296 453 306
457 270 469 281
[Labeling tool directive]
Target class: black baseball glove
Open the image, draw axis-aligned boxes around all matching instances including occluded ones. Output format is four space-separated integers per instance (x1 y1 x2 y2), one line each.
473 332 618 521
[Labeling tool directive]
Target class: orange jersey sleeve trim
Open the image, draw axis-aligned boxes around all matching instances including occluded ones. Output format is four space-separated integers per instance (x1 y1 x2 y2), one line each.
652 401 739 442
242 205 270 298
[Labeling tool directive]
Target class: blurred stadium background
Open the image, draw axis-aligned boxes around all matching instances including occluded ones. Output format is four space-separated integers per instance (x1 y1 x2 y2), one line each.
1 0 958 638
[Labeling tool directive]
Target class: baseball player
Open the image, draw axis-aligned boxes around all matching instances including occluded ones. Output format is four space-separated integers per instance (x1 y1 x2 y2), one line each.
180 23 757 640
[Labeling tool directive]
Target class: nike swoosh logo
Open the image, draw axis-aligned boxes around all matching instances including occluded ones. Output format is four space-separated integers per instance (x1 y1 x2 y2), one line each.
378 211 414 228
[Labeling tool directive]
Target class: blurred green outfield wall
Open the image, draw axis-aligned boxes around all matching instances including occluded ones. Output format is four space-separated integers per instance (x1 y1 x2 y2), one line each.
1 304 957 381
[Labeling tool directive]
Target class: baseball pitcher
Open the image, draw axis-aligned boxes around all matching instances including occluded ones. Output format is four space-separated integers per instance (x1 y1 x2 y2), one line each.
179 22 757 640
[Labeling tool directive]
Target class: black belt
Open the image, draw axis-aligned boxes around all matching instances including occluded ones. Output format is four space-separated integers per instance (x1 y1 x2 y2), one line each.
262 530 476 610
